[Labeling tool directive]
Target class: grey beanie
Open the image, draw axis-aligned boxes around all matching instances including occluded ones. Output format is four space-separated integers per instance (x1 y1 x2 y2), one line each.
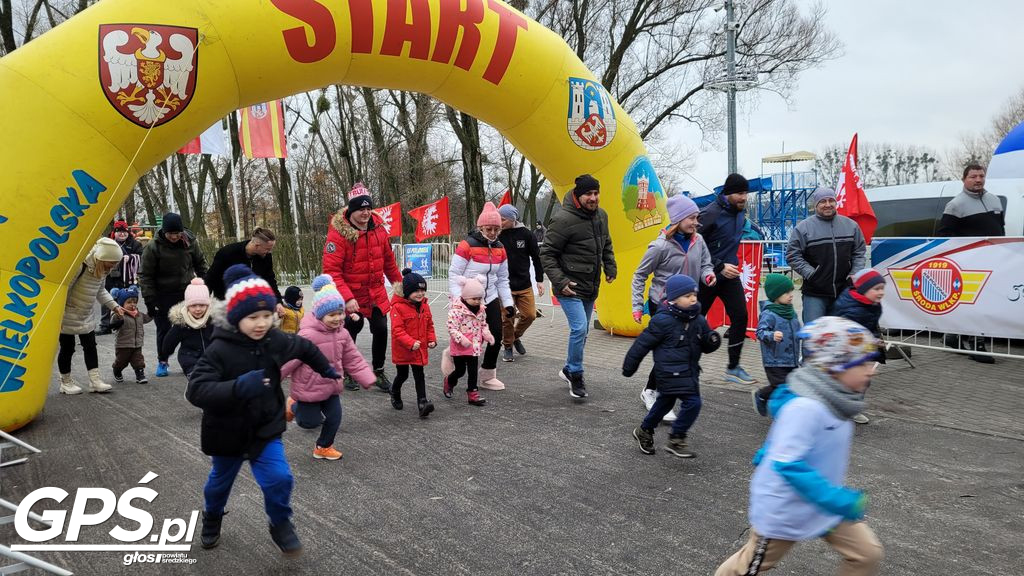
497 204 519 222
811 186 838 206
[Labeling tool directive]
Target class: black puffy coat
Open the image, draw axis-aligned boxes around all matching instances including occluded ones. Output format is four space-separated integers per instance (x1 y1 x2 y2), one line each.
161 302 215 375
622 304 717 396
833 289 882 337
540 191 616 300
185 306 333 458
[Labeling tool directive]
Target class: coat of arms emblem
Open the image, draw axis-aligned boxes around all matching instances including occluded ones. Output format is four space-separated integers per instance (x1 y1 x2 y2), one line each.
567 77 617 151
99 24 198 128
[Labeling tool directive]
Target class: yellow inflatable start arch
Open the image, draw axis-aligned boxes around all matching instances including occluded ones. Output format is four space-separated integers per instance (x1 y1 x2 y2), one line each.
0 0 669 431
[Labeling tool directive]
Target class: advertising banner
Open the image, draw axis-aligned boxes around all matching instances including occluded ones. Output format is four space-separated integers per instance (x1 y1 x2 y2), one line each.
404 244 434 279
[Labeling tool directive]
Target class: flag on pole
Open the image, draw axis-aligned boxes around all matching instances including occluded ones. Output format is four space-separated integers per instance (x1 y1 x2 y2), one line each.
706 242 764 339
375 202 402 238
239 100 287 159
835 133 877 243
178 121 228 156
408 197 451 242
497 189 512 207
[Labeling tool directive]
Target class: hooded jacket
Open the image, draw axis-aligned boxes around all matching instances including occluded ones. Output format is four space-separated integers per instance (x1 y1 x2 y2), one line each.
540 192 616 301
389 291 437 366
448 230 513 306
139 229 207 301
109 310 152 348
322 211 403 316
631 232 714 313
281 313 375 402
161 301 215 374
755 301 802 368
786 214 866 299
497 223 544 292
447 297 494 357
61 249 119 335
185 302 334 457
205 240 282 302
833 289 882 337
622 304 715 396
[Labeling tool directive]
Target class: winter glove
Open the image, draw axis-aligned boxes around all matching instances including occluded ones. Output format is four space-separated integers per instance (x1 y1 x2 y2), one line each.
504 306 517 318
632 310 643 324
844 493 869 521
234 369 269 400
322 367 342 380
700 330 722 354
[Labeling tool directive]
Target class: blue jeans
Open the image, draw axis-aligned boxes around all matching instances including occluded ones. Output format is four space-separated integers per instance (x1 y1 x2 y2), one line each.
641 393 702 436
294 395 342 449
560 297 594 374
801 294 834 324
204 438 293 525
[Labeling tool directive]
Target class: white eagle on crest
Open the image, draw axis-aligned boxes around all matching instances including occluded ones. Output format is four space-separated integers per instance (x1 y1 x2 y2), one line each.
102 27 195 125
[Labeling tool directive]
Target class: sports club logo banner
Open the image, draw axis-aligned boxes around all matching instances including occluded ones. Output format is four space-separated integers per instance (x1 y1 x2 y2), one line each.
871 237 1023 338
706 242 764 339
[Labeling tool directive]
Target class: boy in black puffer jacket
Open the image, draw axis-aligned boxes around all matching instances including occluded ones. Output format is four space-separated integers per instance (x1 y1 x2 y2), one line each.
186 265 340 557
623 275 721 458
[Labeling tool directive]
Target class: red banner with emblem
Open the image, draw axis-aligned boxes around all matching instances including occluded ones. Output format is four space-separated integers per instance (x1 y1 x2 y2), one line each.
375 202 402 238
408 197 451 242
239 100 287 159
706 242 764 339
836 133 878 244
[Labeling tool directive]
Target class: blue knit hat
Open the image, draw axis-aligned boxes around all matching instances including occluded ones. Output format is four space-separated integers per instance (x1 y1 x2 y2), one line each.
113 285 139 306
311 274 345 320
664 274 698 301
224 264 277 326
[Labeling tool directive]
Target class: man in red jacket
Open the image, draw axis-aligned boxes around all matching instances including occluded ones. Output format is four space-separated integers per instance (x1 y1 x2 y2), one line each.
323 190 403 391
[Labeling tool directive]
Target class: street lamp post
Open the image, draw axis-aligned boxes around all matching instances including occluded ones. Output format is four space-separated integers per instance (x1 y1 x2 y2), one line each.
707 0 759 174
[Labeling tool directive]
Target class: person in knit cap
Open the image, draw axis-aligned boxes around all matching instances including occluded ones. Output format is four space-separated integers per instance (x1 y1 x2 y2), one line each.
715 316 883 576
752 273 801 417
833 268 888 425
98 218 144 334
540 174 617 399
632 193 717 420
786 186 866 324
322 183 403 392
109 285 152 385
388 268 438 417
623 274 721 458
697 173 758 387
449 201 514 391
441 275 493 406
162 278 215 377
139 211 208 378
282 274 375 461
496 203 544 363
186 264 340 557
279 286 305 335
57 237 126 395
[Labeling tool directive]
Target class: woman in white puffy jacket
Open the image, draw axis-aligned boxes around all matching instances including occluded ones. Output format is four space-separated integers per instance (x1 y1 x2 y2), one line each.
57 237 125 395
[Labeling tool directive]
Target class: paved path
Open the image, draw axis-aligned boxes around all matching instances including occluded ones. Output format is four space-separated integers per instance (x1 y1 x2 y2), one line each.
1 291 1021 575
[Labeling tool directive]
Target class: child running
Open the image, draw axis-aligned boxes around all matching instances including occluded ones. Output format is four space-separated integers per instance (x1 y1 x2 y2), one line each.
389 268 438 418
109 285 152 384
281 275 375 461
714 316 883 576
162 278 214 378
279 285 305 335
622 274 721 458
441 275 492 406
834 268 887 424
186 264 341 556
752 274 801 417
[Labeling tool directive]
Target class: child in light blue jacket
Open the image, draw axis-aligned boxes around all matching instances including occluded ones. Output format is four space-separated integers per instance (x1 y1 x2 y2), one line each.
752 274 801 417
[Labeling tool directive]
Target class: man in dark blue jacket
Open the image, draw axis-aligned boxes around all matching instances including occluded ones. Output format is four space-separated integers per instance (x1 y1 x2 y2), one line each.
697 173 757 385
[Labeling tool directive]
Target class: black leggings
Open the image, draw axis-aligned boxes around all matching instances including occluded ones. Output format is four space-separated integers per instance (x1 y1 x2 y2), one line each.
58 332 98 373
645 299 660 391
344 306 388 370
698 275 748 369
151 291 184 363
480 300 502 370
392 364 426 401
448 355 479 392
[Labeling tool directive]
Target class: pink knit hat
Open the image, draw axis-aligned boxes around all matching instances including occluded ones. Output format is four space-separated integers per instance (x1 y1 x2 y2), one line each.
476 202 501 227
184 278 211 306
459 275 486 299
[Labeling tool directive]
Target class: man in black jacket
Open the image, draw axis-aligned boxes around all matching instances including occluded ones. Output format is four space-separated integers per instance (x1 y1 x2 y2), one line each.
497 204 544 362
540 174 617 399
205 227 285 314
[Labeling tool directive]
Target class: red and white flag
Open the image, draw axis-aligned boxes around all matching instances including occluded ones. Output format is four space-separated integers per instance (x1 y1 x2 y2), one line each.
497 189 512 207
835 133 877 243
239 100 287 159
706 242 764 339
375 202 402 238
178 121 228 156
408 197 451 242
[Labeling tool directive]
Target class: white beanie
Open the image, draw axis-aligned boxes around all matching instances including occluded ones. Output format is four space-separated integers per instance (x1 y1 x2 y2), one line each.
92 237 123 262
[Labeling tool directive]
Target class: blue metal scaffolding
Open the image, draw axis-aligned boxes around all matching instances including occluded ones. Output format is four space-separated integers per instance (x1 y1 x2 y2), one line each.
755 151 819 241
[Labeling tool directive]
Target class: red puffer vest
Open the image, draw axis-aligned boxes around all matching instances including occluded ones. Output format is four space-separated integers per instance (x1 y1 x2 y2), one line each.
389 294 436 366
323 211 403 316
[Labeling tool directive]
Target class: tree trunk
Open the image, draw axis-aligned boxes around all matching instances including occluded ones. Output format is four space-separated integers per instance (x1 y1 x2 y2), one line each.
445 107 485 235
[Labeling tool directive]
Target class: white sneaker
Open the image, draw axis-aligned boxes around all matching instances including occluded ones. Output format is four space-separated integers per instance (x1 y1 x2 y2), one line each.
851 413 869 424
640 388 658 410
662 409 678 423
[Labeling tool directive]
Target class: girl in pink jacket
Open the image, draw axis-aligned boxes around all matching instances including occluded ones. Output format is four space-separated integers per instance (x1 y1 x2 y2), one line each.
441 276 492 406
282 275 375 461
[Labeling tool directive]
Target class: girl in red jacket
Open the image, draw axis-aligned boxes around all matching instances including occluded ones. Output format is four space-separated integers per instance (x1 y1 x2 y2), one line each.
389 269 438 418
281 275 376 461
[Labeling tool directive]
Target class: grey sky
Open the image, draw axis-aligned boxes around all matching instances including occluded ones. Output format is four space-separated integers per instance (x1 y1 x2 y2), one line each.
670 0 1024 195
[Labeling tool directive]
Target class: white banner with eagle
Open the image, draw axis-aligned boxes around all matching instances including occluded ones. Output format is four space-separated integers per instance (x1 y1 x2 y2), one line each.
870 237 1024 339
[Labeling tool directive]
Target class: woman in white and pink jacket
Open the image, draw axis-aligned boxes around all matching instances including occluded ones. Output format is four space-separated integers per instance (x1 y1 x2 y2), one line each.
281 275 375 461
448 202 514 391
441 275 492 407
